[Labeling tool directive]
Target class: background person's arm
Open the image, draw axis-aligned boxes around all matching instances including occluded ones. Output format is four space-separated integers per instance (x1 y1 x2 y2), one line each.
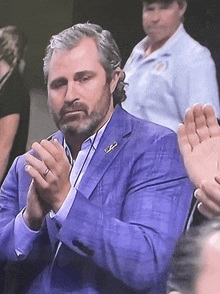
0 113 20 183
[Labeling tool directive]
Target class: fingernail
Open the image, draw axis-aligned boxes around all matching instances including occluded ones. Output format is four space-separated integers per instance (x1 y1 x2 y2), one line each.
194 189 201 199
198 203 213 220
192 103 199 107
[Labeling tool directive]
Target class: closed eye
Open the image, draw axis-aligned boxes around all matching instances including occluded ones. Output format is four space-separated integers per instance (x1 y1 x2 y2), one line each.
74 71 96 83
143 4 155 12
81 75 92 82
144 6 154 12
50 78 67 89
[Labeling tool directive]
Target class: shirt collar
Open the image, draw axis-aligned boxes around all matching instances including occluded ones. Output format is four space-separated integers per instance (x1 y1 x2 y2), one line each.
136 23 184 59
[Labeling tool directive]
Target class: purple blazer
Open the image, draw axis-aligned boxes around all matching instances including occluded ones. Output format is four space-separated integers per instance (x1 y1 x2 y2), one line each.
0 106 194 293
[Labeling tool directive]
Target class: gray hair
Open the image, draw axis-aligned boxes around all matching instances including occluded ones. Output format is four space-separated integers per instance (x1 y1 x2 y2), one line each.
167 218 220 294
43 23 127 105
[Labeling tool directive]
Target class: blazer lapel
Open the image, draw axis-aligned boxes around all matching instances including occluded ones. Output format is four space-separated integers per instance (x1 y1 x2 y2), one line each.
78 106 132 199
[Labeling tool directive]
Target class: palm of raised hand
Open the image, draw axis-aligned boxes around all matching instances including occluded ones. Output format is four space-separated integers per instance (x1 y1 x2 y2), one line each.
183 136 220 187
178 104 220 188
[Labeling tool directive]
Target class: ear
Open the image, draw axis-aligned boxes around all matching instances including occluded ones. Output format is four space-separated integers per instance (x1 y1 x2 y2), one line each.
109 67 121 95
179 2 187 18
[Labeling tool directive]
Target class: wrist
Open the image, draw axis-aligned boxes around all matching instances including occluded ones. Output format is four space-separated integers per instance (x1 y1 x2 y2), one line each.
51 199 64 214
23 208 44 231
52 184 72 214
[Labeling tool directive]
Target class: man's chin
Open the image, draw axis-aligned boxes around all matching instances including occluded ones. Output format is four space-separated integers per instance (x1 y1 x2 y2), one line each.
59 120 95 136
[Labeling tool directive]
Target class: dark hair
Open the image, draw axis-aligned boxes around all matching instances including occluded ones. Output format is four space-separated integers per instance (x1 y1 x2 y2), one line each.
142 0 186 8
43 23 127 105
167 218 220 294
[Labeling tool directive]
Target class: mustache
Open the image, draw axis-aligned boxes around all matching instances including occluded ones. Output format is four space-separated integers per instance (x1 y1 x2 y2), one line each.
59 101 89 118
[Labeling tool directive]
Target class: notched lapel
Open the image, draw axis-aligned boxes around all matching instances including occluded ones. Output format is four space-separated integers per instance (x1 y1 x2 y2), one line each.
78 106 132 200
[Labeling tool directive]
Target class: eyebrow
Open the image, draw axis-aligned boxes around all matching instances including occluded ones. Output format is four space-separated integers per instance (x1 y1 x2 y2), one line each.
49 77 67 89
74 70 96 81
49 77 67 88
49 70 97 88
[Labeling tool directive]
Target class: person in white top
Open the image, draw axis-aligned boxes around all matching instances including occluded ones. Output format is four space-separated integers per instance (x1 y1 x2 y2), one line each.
122 0 220 132
178 103 220 220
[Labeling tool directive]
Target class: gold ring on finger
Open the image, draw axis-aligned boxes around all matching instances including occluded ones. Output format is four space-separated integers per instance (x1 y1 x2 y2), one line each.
43 168 50 178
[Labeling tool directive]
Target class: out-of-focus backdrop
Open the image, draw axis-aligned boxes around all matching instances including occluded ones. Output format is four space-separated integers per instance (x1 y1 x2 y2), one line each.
0 0 219 148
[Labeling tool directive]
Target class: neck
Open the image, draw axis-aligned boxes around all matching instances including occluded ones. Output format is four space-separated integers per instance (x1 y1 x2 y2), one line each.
145 24 181 56
65 132 89 160
145 37 169 56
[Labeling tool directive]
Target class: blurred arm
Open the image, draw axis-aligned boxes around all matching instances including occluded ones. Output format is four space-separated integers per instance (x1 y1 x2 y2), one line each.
0 114 20 183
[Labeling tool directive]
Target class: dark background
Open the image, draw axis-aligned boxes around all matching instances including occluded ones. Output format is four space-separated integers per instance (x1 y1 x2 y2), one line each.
0 0 220 89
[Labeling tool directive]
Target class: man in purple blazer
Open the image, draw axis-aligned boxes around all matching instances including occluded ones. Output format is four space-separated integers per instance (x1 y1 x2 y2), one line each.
0 23 193 293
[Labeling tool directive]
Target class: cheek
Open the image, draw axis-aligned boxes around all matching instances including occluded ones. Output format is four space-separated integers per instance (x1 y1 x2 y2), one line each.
142 14 148 25
48 93 63 112
90 86 110 113
167 12 180 26
84 80 107 100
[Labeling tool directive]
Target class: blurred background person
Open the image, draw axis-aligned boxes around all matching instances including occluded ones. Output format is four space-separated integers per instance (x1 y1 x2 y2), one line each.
167 217 220 294
0 25 30 186
122 0 220 132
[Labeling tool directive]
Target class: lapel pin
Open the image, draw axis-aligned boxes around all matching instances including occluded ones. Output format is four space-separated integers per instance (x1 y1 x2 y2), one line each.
104 142 118 154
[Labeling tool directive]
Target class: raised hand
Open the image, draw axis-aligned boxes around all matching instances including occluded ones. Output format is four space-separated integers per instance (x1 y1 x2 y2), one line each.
178 104 220 188
25 139 72 214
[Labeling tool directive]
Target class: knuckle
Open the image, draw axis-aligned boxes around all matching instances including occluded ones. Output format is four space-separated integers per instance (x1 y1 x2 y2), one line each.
32 142 39 149
41 139 48 145
215 206 220 215
41 182 50 190
43 154 51 163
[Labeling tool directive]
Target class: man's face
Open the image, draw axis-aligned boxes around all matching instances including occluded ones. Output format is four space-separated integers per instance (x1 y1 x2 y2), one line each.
142 1 186 44
47 37 120 137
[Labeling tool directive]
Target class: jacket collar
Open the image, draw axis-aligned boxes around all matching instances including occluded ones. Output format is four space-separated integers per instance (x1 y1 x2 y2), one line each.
77 105 132 199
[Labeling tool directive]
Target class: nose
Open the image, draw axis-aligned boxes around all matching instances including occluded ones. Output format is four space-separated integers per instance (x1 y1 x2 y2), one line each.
64 81 78 103
151 9 160 23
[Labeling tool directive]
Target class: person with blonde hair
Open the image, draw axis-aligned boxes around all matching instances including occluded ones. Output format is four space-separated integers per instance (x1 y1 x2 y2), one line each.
0 26 30 185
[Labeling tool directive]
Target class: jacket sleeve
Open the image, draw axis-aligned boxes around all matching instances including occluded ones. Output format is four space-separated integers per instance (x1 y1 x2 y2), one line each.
0 157 21 261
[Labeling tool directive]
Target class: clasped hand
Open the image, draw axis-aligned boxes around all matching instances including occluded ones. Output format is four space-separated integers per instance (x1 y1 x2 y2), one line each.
24 139 71 230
